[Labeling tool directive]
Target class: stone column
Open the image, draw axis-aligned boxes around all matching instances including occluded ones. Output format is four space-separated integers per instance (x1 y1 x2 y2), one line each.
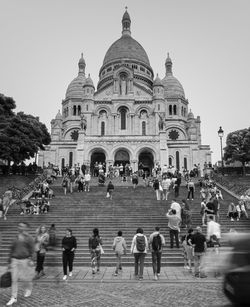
159 131 168 170
76 130 85 165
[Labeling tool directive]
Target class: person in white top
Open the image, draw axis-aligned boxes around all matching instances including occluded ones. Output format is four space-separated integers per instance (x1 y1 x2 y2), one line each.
207 215 221 241
161 177 172 200
170 199 182 220
84 172 91 192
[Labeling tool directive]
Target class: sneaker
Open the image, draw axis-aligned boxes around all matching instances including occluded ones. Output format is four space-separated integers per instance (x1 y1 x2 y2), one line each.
194 273 199 278
63 275 67 280
39 271 45 277
200 274 207 278
6 297 17 305
154 274 158 281
231 218 234 221
157 273 160 277
92 269 96 275
139 276 143 281
114 272 118 276
69 272 72 277
24 290 32 298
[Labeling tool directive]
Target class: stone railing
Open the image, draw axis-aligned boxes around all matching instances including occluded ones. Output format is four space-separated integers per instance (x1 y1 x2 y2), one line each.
213 173 249 197
7 169 50 201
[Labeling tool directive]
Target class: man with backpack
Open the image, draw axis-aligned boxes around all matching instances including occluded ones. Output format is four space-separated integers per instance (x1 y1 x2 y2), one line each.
149 227 165 280
130 228 148 280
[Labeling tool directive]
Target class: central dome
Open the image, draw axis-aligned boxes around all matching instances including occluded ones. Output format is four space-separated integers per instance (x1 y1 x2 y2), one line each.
103 35 150 66
102 10 150 67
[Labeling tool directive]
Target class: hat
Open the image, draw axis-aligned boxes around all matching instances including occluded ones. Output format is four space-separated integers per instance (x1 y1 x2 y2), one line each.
196 226 202 232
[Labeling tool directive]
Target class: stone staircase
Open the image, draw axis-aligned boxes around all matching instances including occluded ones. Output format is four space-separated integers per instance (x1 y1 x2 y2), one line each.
1 177 250 267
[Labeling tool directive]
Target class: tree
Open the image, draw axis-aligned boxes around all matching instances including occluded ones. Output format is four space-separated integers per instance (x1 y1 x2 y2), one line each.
0 93 51 166
224 128 250 175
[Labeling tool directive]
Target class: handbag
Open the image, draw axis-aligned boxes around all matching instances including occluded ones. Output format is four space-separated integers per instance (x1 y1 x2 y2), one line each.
0 271 12 288
96 244 104 254
159 184 163 192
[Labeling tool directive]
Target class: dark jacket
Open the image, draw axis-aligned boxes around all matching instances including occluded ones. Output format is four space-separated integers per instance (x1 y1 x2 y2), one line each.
62 236 77 252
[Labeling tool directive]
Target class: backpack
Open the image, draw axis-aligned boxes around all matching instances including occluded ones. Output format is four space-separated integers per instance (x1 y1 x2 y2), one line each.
136 235 146 252
152 234 162 251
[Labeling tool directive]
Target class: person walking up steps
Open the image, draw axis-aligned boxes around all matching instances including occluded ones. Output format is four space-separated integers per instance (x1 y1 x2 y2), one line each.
131 228 148 281
61 229 77 280
148 227 165 280
112 230 127 276
106 181 114 200
89 228 103 274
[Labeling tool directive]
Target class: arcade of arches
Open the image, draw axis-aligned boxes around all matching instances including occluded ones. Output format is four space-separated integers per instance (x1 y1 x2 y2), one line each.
89 148 155 174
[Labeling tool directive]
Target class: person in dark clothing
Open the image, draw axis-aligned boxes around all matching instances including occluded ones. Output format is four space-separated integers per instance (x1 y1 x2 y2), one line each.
89 228 103 274
191 226 207 278
107 181 114 200
61 228 77 280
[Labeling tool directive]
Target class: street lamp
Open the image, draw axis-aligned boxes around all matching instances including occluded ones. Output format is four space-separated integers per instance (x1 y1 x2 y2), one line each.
218 126 224 175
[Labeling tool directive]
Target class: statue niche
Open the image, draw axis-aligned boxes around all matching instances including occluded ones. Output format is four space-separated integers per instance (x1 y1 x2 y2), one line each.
158 113 165 131
119 73 128 95
80 113 87 131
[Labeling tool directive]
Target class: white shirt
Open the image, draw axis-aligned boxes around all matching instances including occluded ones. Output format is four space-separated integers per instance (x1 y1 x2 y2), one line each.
207 220 221 239
170 201 182 219
85 174 91 181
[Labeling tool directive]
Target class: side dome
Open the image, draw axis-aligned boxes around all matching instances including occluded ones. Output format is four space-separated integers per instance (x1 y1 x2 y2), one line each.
162 75 185 98
162 53 185 98
103 35 150 67
65 54 86 99
66 75 86 99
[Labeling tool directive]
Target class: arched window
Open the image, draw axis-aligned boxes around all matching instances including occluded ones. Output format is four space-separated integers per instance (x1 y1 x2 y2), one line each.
169 157 172 166
61 158 65 169
184 157 187 170
181 106 184 116
142 121 146 135
78 105 81 115
101 121 105 136
69 152 73 168
86 105 88 111
158 104 160 111
173 105 177 115
169 105 172 115
73 105 77 116
120 107 127 130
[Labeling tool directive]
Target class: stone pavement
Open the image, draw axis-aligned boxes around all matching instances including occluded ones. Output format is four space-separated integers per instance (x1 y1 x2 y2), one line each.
0 266 222 283
0 267 232 307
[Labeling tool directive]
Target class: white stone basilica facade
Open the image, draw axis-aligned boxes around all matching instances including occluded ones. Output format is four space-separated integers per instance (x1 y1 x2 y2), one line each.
39 10 211 173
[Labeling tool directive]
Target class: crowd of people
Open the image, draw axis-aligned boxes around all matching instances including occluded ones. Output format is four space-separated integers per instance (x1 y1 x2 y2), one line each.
2 160 250 306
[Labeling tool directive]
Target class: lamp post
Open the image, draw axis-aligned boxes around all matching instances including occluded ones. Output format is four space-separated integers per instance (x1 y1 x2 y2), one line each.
218 126 224 175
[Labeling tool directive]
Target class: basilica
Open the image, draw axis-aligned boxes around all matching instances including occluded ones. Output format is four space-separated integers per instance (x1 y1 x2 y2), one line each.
38 10 211 173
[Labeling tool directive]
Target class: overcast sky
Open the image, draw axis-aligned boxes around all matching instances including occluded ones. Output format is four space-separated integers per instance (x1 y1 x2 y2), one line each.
0 0 249 164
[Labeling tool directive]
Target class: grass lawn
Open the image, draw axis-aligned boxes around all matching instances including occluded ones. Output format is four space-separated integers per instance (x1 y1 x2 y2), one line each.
0 175 36 196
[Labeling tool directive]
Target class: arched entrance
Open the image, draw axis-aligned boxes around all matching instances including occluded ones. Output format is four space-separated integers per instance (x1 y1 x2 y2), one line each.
138 150 154 175
114 149 130 166
90 150 106 176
